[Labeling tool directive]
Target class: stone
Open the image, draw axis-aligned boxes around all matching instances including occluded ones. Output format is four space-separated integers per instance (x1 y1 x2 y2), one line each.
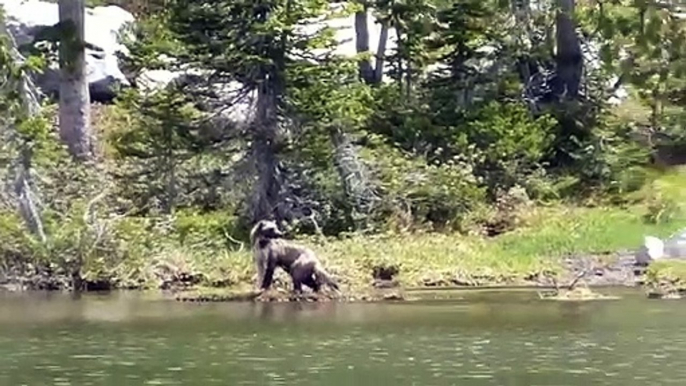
0 0 134 102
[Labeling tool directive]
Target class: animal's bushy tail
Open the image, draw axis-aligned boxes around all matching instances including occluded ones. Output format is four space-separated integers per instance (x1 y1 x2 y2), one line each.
314 263 340 292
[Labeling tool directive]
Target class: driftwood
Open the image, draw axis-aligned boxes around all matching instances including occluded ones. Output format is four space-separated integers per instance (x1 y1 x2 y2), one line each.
539 269 619 301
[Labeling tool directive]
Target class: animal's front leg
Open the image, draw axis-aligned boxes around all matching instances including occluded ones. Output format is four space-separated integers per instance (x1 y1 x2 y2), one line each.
261 258 277 290
254 256 266 291
292 277 303 294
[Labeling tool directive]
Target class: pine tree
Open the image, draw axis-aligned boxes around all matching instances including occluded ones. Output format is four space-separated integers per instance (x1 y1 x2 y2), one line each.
166 0 374 225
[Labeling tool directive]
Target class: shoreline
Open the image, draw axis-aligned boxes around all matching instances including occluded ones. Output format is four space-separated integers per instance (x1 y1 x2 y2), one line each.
0 280 647 304
3 194 686 301
0 250 652 301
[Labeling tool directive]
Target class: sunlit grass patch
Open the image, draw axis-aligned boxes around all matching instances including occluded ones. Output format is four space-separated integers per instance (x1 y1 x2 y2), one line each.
497 205 686 257
645 260 686 285
644 260 686 299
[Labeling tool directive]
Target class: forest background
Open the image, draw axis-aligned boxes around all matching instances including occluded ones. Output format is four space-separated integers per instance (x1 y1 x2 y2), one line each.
1 0 686 293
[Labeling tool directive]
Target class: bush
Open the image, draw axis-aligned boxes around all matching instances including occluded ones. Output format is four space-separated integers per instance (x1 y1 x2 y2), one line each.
360 135 486 232
453 101 557 197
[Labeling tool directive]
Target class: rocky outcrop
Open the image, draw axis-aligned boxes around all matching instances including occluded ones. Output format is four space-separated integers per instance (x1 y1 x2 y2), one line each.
0 0 628 110
0 0 134 102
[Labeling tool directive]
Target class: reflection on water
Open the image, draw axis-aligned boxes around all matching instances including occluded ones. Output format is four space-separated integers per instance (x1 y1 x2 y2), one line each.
0 289 685 385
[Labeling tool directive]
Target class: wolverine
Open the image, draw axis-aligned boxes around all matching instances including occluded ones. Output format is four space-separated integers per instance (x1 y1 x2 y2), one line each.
250 219 341 294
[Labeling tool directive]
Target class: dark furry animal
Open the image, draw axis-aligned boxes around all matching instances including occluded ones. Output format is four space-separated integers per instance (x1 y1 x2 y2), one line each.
250 220 340 294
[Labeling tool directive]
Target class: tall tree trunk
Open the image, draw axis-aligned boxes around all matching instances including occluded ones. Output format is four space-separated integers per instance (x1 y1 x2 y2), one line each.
58 0 92 161
511 0 532 85
550 0 588 166
249 0 291 225
354 2 374 83
249 73 282 224
554 0 582 99
373 21 389 84
355 3 388 85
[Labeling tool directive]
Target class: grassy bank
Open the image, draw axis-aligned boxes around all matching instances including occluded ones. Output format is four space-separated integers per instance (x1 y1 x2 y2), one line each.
5 167 686 294
153 168 686 294
267 203 686 291
207 167 686 293
3 132 686 295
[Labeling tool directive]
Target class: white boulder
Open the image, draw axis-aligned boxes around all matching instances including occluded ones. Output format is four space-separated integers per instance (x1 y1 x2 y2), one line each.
0 0 625 111
0 0 134 101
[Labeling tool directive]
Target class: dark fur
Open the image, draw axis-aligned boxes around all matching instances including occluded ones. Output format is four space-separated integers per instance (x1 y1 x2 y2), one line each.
250 220 340 294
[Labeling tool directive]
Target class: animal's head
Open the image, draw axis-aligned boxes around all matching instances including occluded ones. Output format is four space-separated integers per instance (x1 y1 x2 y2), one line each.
250 219 284 244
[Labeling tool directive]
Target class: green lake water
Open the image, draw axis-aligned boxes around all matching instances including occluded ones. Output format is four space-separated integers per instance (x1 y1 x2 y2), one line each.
0 288 685 385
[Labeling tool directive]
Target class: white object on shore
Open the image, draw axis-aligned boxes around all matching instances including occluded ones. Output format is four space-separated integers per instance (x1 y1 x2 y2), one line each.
636 229 686 265
636 236 665 265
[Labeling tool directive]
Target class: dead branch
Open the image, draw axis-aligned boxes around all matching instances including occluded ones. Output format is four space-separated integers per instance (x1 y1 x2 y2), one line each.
309 212 323 237
223 230 244 253
567 269 588 290
83 189 109 225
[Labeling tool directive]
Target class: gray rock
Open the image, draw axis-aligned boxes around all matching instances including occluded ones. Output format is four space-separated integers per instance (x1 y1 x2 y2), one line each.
0 0 134 102
664 229 686 258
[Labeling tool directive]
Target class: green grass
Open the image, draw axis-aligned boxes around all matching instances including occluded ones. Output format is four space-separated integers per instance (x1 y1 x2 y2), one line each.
311 206 686 289
182 205 686 292
178 205 685 292
158 167 686 293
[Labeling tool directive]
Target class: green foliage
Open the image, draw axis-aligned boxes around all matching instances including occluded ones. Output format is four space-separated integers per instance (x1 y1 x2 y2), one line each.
166 0 336 82
453 101 557 195
640 167 686 225
586 1 686 165
371 84 558 198
4 0 686 292
174 208 241 248
0 211 39 267
288 57 374 128
107 86 210 214
361 134 485 231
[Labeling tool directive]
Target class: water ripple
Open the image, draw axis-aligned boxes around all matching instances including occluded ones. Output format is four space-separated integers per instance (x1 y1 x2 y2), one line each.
1 294 686 385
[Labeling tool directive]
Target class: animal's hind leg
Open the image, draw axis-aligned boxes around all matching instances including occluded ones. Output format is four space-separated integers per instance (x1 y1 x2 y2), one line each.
291 274 304 294
291 269 310 294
